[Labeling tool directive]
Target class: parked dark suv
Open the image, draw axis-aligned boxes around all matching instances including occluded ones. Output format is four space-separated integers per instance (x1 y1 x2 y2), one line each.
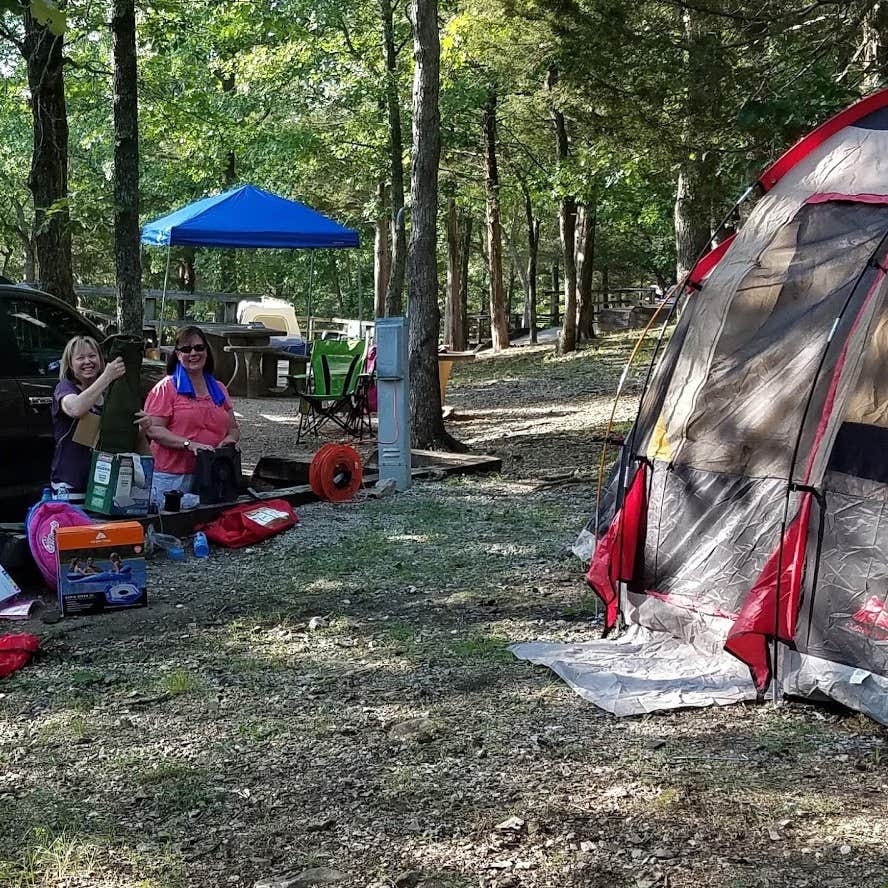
0 284 164 520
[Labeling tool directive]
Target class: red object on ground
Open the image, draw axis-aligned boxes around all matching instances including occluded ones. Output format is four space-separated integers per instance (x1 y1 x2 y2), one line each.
0 633 39 679
309 444 363 502
199 499 299 549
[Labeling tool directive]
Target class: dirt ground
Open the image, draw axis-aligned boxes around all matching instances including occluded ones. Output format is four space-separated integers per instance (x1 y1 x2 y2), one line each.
1 333 886 888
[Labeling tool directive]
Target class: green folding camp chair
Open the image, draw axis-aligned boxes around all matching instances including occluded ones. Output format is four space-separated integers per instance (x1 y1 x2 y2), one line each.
294 339 369 443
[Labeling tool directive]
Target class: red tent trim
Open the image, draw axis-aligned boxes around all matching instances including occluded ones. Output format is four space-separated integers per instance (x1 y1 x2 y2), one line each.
758 89 888 192
586 464 648 631
687 234 736 289
724 494 813 691
806 192 888 206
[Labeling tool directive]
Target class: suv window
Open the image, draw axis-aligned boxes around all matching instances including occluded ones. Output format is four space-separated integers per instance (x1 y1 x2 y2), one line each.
2 295 94 377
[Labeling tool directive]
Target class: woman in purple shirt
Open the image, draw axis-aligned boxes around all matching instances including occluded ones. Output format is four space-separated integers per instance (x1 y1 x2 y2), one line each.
51 335 126 499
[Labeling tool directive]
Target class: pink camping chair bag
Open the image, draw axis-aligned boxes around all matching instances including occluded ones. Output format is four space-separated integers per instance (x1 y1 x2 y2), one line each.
26 501 94 589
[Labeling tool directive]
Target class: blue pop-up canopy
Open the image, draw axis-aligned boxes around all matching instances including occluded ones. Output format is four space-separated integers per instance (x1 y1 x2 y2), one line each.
141 184 359 249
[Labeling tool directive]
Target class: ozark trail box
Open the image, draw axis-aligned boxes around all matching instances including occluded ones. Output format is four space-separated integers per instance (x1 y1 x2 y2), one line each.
56 522 147 616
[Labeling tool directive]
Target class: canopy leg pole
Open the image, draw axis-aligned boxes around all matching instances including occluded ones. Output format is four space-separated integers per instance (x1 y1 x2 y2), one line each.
357 248 363 325
308 251 314 340
158 244 172 347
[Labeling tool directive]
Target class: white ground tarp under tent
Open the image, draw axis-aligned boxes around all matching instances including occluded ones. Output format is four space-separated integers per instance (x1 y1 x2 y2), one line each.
510 627 888 723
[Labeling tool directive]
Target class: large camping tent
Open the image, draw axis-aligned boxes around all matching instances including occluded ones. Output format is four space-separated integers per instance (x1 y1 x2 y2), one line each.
551 90 888 725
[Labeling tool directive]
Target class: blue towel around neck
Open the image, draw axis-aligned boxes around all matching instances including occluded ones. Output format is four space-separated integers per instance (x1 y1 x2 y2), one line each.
172 364 226 406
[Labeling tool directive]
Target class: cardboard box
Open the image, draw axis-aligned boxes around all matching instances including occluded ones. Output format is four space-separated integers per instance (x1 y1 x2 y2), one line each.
85 452 154 517
56 522 147 617
72 412 101 448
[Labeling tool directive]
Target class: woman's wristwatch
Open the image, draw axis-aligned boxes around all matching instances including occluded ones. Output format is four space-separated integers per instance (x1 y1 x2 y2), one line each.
183 439 192 451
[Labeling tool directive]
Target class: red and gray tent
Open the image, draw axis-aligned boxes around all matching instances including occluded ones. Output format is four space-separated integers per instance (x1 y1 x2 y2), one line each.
583 90 888 720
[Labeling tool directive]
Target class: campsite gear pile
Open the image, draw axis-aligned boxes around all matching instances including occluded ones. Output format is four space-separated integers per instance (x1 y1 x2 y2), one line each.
574 89 888 725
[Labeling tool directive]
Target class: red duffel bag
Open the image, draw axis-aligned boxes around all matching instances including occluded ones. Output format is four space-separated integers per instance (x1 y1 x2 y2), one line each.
199 499 299 549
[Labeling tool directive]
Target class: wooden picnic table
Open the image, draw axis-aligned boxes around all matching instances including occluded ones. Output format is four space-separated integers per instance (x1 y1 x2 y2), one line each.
200 323 287 398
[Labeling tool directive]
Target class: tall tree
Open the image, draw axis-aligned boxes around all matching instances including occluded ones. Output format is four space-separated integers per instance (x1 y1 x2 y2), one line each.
218 67 237 300
457 212 472 350
22 6 74 303
407 0 454 449
381 0 406 316
674 6 718 280
444 196 461 349
112 0 142 335
575 201 596 341
374 178 390 317
861 3 888 90
483 91 509 350
520 180 539 343
549 66 577 354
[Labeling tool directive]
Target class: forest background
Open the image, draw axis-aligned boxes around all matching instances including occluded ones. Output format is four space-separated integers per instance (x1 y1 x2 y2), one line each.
1 0 888 441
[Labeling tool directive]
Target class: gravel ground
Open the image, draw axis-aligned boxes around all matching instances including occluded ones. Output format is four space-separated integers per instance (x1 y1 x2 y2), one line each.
0 333 886 888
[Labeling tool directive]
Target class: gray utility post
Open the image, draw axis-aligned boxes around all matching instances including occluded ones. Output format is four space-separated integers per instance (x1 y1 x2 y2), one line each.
375 316 411 491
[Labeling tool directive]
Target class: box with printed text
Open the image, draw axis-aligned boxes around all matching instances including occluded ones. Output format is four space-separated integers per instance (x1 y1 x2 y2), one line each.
55 521 147 617
85 452 154 517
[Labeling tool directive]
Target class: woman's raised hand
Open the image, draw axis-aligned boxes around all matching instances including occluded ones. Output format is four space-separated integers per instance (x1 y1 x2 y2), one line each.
102 356 127 384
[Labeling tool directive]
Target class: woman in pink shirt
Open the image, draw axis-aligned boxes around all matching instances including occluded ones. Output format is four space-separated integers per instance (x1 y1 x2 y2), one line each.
142 325 240 507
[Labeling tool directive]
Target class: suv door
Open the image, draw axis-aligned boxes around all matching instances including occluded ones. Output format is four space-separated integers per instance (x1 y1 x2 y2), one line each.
4 293 99 501
0 304 31 498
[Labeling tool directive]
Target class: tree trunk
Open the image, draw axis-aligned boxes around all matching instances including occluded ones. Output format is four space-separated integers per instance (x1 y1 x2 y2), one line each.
445 197 462 349
374 179 390 318
548 66 576 354
218 71 237 305
483 92 509 351
558 195 578 354
457 213 471 351
674 7 717 281
331 254 344 315
407 0 458 450
522 184 539 344
381 0 406 316
861 3 888 91
177 247 196 292
112 0 142 336
551 260 559 325
23 10 74 304
13 198 36 282
575 201 596 341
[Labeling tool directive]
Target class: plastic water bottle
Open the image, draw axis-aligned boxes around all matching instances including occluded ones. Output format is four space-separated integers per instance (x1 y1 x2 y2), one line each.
145 525 184 559
193 532 209 559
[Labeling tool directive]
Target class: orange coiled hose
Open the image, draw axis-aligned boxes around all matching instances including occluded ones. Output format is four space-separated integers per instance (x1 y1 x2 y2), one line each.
309 444 363 502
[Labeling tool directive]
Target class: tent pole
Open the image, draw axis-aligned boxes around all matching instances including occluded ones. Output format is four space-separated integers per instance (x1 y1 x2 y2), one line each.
308 251 314 340
158 243 172 347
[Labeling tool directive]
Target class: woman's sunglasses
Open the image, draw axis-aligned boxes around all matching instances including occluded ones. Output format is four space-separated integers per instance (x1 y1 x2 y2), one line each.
176 344 207 354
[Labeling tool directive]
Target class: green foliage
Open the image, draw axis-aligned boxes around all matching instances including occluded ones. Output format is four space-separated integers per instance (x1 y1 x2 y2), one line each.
0 0 880 308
